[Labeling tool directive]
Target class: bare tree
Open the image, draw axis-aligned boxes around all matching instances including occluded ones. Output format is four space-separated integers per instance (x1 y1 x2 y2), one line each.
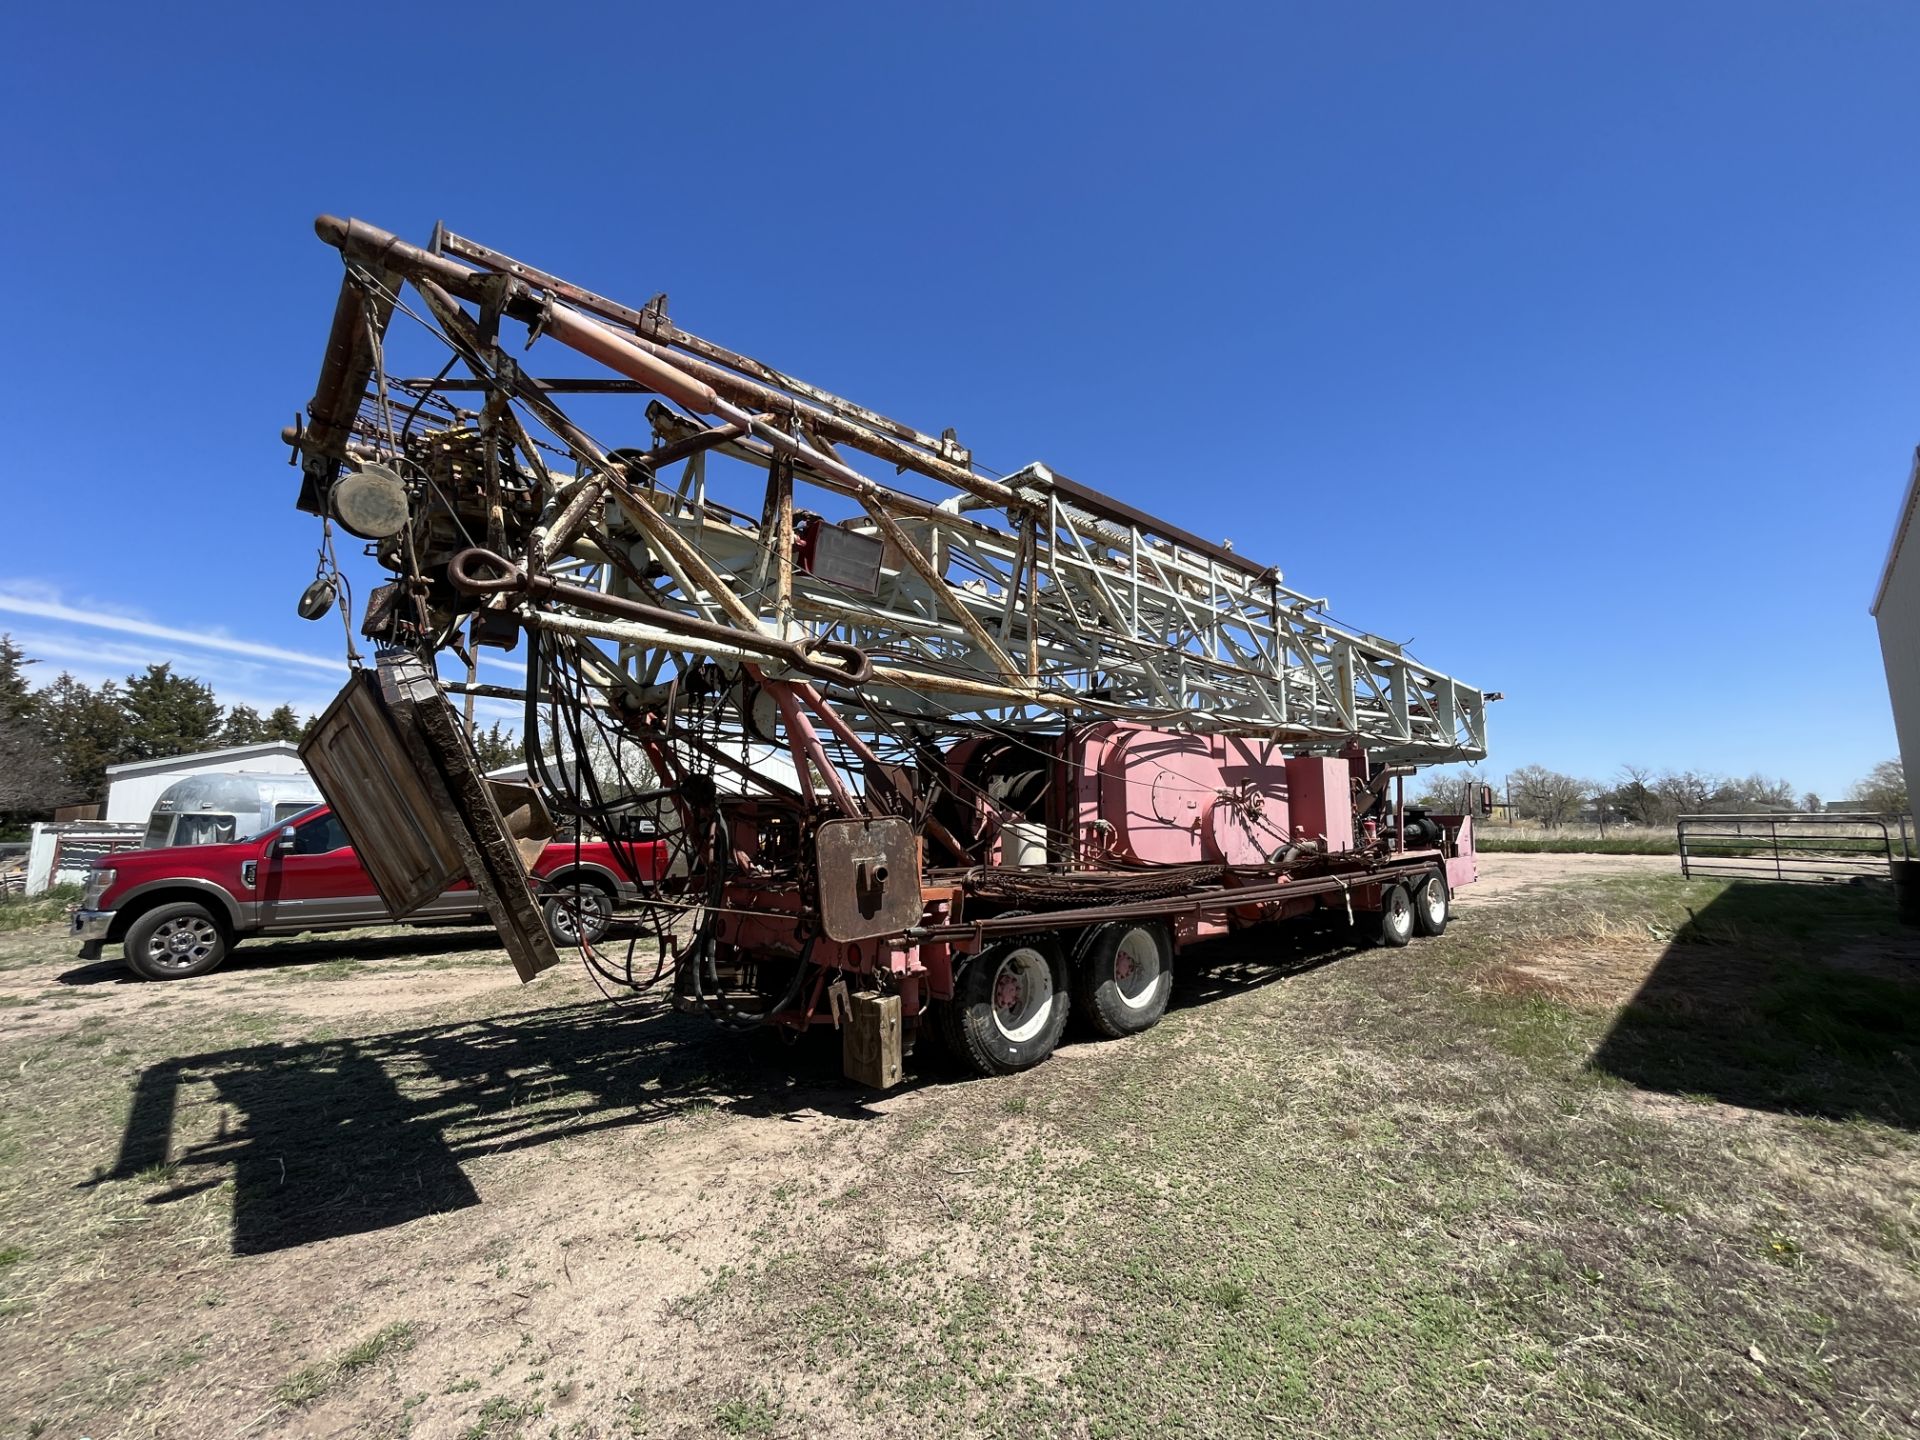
1654 769 1719 818
1714 773 1797 812
1609 764 1662 826
0 722 79 815
1411 764 1488 813
1849 759 1909 815
1506 765 1593 829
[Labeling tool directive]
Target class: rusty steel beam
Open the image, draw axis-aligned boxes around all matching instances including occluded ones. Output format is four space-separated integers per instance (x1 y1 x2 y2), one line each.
399 377 649 394
435 224 972 467
447 548 872 688
297 266 398 513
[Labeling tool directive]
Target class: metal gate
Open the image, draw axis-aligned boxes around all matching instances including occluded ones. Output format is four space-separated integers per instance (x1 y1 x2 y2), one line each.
1677 812 1909 882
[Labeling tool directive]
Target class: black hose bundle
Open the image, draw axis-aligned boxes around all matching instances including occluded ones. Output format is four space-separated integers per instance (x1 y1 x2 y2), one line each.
963 864 1227 909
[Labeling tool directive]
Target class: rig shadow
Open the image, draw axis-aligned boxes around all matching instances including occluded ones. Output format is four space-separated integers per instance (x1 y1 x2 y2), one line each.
96 910 1380 1256
1589 879 1920 1129
1171 916 1367 1006
96 997 883 1256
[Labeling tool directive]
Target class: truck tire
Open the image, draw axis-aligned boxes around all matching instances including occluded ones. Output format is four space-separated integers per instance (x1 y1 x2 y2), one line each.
1377 884 1414 948
543 881 615 948
1074 922 1173 1038
938 938 1070 1076
124 901 230 980
1409 870 1448 937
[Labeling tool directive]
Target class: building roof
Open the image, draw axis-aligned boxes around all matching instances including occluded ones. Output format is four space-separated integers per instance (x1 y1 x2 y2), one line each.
1872 446 1920 617
103 740 304 780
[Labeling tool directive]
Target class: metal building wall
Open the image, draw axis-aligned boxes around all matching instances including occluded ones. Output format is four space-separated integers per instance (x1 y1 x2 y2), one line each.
1873 450 1920 806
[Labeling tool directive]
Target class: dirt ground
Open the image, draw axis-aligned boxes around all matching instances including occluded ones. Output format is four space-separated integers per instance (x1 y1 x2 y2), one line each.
1 852 1916 1440
1462 849 1677 902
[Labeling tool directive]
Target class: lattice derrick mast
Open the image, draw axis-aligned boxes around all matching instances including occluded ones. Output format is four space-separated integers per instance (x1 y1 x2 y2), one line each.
297 217 1487 768
587 472 1483 761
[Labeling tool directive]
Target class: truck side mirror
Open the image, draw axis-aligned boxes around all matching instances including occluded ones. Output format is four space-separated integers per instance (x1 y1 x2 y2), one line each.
273 826 298 854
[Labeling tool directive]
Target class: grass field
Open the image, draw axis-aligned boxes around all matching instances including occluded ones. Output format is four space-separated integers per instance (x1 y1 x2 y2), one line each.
0 857 1915 1438
0 883 82 932
1476 832 1679 854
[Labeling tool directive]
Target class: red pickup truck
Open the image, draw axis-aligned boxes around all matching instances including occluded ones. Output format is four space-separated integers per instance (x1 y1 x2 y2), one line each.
72 805 663 980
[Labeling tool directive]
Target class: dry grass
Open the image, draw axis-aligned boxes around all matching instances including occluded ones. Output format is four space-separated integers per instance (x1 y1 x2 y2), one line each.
0 864 1915 1437
0 884 80 933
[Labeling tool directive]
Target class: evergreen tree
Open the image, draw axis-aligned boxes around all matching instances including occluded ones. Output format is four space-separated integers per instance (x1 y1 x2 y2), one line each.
471 719 524 773
119 664 221 762
263 704 304 741
39 674 132 801
220 704 267 746
0 634 35 723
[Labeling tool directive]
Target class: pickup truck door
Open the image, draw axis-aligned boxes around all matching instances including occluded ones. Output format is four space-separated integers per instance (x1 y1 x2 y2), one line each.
258 811 390 929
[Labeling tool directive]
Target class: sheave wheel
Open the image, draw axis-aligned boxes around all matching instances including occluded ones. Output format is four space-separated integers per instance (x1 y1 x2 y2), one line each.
1074 922 1173 1038
1377 884 1414 948
543 883 614 947
124 901 229 980
1409 870 1448 936
939 938 1070 1076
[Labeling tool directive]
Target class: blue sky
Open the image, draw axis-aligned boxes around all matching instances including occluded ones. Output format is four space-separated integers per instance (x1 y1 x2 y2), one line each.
2 2 1914 796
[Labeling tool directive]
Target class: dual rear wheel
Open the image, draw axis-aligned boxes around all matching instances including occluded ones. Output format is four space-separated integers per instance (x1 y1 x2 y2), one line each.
1385 869 1449 946
938 873 1450 1077
938 921 1173 1077
1376 870 1449 947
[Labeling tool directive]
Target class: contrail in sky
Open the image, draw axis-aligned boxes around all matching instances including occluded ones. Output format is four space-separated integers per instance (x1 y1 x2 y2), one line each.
0 593 344 673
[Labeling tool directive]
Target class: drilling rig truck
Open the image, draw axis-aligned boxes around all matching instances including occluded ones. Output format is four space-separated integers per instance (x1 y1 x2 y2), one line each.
282 216 1493 1088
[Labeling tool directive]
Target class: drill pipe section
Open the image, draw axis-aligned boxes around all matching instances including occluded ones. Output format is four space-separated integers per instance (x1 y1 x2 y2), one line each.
446 547 873 687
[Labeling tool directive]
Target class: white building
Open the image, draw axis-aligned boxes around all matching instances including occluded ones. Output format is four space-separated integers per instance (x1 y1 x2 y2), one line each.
1873 447 1920 804
103 741 313 824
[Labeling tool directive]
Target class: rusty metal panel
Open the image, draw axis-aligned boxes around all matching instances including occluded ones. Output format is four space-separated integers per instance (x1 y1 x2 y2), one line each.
298 670 465 918
842 991 903 1090
376 653 560 982
814 816 921 943
488 780 556 870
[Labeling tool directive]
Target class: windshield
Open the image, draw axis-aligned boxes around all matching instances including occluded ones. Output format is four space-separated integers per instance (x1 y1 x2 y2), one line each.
242 804 324 842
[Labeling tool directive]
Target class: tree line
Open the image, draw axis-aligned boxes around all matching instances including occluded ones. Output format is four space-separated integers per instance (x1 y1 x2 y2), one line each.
0 635 521 822
1415 759 1909 829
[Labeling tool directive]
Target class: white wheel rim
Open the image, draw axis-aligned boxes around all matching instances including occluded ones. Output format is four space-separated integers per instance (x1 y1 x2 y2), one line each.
148 916 216 970
1110 927 1164 1011
1388 890 1411 932
990 947 1053 1043
1420 879 1445 924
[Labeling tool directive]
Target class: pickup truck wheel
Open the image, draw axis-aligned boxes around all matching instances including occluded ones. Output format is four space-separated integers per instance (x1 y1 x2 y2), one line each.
938 938 1070 1077
1074 922 1173 1038
1410 870 1449 936
543 883 614 948
124 902 229 980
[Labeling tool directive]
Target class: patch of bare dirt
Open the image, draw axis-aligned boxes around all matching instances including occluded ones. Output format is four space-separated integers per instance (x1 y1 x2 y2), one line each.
1470 851 1678 905
0 925 523 1040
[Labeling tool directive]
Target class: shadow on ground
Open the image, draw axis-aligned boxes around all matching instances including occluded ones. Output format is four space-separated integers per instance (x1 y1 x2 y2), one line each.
1590 880 1920 1128
1173 918 1362 1004
94 998 889 1256
95 909 1377 1257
